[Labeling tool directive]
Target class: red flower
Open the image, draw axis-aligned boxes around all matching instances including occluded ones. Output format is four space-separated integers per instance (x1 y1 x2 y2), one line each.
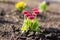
32 11 40 16
28 15 34 20
32 12 36 16
22 10 28 14
32 8 38 11
25 13 31 17
34 11 39 14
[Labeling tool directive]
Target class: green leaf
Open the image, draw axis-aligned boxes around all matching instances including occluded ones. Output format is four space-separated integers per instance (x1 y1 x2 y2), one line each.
29 20 38 31
21 19 29 33
18 7 25 12
39 2 47 12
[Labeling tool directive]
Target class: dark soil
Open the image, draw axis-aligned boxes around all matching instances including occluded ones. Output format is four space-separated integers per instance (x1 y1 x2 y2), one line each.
0 0 60 40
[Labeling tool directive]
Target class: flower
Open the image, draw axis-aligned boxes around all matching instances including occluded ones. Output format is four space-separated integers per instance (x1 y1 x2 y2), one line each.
15 2 25 9
32 8 38 11
28 15 34 20
34 11 40 14
32 11 40 16
22 10 28 14
25 13 31 17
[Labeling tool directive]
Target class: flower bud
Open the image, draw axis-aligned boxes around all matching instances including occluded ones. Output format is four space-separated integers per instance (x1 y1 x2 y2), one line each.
28 15 34 20
34 11 40 14
25 13 31 17
22 10 28 14
32 8 38 11
32 12 36 16
32 11 40 16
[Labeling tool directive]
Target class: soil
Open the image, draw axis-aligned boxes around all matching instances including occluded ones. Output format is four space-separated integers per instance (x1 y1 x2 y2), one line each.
0 0 60 40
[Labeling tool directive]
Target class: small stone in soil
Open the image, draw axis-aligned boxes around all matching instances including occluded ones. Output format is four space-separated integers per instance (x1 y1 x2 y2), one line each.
27 32 34 37
0 10 5 16
12 25 20 33
17 35 26 40
40 34 45 40
1 31 11 37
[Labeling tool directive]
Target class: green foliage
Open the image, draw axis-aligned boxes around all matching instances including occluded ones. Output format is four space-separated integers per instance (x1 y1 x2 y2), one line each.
29 20 38 31
39 1 47 12
18 6 26 12
29 19 40 34
21 17 40 34
21 19 29 33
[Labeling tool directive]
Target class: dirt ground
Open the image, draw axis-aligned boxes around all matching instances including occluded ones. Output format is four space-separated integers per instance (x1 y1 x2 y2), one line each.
0 0 60 40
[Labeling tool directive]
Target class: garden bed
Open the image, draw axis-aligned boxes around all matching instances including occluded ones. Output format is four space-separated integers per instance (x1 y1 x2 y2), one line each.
0 0 60 40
